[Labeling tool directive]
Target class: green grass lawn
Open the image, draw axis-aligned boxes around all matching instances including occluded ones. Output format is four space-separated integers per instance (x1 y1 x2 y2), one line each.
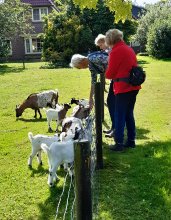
0 57 171 220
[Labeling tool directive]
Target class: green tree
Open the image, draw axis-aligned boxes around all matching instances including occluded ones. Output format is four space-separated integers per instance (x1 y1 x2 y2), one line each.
146 20 171 58
135 1 171 47
0 0 31 59
72 0 132 22
42 11 93 66
43 0 137 65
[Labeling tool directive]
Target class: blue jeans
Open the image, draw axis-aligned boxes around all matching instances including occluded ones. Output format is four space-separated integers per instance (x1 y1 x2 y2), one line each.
114 90 139 144
107 80 115 130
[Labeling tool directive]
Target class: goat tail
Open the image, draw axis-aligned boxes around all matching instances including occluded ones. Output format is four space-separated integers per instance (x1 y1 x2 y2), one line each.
41 143 49 153
28 132 33 142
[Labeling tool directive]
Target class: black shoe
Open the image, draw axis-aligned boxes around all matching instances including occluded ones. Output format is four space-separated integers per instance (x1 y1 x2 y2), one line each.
105 130 114 138
103 129 113 134
124 140 135 148
109 143 124 152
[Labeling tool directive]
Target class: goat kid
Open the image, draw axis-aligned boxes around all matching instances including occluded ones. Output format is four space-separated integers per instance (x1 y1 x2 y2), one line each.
44 103 71 132
28 132 59 167
72 105 90 119
70 98 89 108
41 140 74 187
16 90 59 119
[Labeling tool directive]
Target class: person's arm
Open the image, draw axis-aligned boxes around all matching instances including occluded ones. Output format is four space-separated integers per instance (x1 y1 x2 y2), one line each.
89 83 95 110
105 50 121 79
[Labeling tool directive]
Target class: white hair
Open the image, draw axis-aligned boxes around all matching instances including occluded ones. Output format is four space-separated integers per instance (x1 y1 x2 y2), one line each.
70 54 87 68
94 34 106 46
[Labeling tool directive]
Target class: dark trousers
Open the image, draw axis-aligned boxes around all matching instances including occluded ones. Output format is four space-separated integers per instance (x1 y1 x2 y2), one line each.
114 90 139 144
107 80 115 130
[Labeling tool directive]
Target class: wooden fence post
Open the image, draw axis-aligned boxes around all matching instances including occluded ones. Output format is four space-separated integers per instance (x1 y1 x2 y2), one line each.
100 72 105 122
94 82 103 169
74 140 92 220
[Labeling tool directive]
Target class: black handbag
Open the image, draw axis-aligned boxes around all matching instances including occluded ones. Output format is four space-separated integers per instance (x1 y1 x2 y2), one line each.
113 66 146 86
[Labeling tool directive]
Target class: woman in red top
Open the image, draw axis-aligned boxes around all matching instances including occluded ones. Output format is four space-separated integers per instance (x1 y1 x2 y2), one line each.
105 29 141 151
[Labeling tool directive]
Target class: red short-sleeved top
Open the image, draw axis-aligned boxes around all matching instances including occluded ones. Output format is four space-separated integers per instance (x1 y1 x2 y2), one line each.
105 41 141 94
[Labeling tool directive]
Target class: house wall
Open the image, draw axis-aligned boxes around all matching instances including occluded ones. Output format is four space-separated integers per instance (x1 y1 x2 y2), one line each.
10 6 53 61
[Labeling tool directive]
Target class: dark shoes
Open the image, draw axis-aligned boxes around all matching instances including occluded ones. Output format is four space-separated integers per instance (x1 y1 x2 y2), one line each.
105 130 114 138
124 140 135 148
103 129 113 134
104 129 114 138
109 143 124 152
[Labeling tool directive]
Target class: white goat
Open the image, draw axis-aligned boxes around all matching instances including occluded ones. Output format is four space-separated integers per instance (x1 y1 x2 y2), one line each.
41 140 74 187
28 132 59 167
44 103 71 132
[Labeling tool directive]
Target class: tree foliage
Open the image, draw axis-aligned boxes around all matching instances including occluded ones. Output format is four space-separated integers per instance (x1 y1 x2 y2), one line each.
43 0 137 66
72 0 132 23
42 12 93 66
146 20 171 58
0 0 31 59
135 1 171 58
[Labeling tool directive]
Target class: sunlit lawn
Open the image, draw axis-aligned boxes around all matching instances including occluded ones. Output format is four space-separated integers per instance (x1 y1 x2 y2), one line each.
0 57 171 219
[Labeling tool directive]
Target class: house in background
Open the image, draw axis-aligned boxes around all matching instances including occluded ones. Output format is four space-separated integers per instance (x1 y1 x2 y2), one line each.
9 2 144 61
131 4 145 54
10 0 58 61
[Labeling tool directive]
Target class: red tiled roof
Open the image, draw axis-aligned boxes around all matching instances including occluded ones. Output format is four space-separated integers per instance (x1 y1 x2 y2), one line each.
21 0 54 6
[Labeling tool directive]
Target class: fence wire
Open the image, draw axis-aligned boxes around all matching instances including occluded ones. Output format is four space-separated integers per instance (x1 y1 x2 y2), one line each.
54 113 100 220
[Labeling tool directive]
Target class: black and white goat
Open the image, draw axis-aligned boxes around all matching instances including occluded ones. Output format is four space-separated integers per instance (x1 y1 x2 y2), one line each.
70 98 89 107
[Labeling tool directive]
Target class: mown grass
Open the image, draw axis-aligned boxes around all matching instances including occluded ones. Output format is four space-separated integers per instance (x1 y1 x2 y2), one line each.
0 57 171 220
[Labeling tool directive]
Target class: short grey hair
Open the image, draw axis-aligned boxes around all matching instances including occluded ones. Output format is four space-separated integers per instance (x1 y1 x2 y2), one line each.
105 29 123 47
70 54 87 68
94 34 106 46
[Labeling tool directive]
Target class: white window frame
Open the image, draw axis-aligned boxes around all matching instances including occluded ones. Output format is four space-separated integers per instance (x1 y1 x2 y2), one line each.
24 37 43 54
4 40 12 55
32 7 48 22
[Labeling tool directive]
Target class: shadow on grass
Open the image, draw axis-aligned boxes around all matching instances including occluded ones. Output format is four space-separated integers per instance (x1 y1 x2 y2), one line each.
36 170 75 220
29 165 48 177
103 123 150 140
17 118 47 122
100 139 171 219
0 64 25 75
138 60 150 65
136 127 150 140
27 138 171 219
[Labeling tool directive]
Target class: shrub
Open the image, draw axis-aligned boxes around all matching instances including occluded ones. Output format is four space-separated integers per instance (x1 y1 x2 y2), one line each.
146 20 171 58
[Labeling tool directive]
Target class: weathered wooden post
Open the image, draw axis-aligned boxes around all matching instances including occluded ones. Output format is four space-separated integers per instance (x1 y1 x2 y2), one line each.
94 82 103 169
100 72 105 122
74 140 92 220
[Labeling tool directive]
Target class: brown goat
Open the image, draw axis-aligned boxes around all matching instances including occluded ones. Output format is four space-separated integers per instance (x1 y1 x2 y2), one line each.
15 90 59 119
72 105 90 119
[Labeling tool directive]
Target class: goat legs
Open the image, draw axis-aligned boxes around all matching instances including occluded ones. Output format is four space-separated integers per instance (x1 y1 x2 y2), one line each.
47 119 53 132
28 148 42 167
38 109 42 119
